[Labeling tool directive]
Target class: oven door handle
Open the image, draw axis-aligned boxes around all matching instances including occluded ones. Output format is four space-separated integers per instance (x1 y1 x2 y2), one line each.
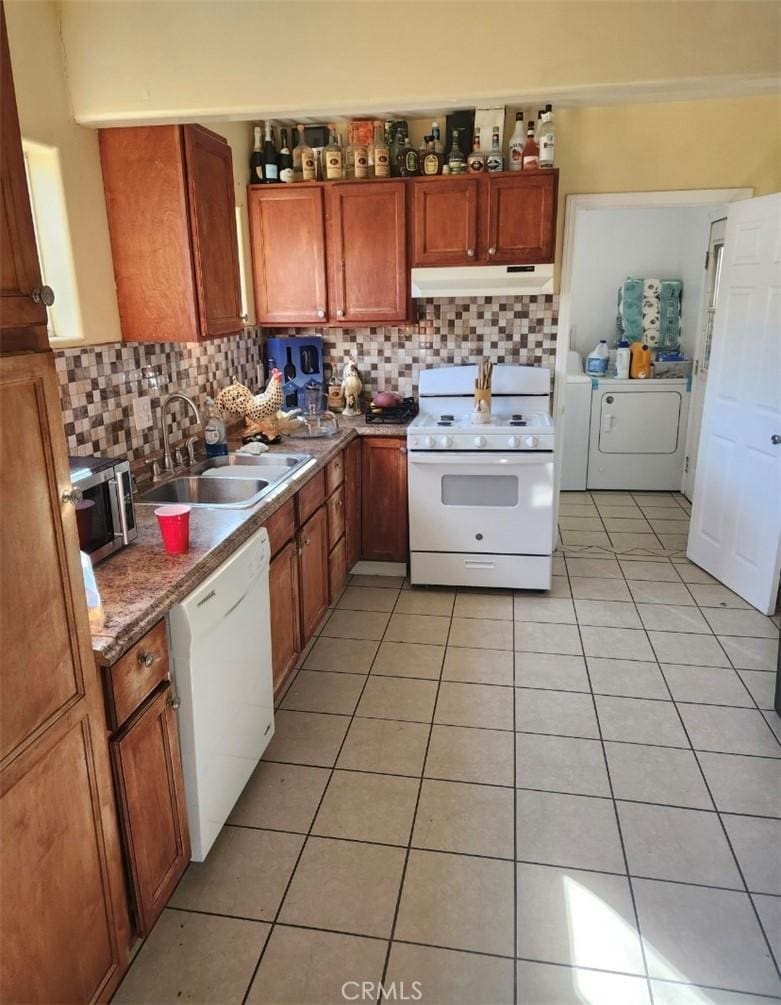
408 452 552 466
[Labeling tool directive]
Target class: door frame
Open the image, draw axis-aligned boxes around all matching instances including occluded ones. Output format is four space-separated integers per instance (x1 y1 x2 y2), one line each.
554 188 753 523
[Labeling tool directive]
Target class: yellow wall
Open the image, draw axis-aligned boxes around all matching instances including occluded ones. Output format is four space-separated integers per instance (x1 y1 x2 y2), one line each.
5 0 122 346
58 1 780 126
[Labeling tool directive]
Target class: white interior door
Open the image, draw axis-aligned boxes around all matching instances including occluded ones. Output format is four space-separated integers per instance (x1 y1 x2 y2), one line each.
684 218 726 498
687 194 781 614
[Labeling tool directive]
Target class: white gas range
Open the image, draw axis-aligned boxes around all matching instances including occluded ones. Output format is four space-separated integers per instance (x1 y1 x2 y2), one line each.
407 364 555 590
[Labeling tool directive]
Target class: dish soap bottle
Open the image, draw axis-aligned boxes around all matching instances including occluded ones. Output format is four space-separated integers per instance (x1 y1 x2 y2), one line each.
204 396 228 457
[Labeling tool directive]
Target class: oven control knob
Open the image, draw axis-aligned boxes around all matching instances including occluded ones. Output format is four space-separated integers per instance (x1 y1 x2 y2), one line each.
508 435 521 448
524 435 539 448
474 435 487 447
441 435 453 448
422 436 435 448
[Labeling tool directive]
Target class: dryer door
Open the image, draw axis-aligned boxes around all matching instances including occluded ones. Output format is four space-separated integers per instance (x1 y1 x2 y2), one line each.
598 390 682 454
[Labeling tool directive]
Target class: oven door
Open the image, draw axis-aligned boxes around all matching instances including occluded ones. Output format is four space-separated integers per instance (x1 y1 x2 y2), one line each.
408 451 554 556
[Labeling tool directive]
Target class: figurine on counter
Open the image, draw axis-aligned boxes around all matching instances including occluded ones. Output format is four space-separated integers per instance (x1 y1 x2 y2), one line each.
341 357 363 417
214 369 295 439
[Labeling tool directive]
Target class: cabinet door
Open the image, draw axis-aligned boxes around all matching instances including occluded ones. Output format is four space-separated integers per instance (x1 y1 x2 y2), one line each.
0 352 129 1002
249 186 327 325
0 7 49 351
361 437 408 563
329 535 347 600
344 438 362 571
412 177 479 266
327 181 407 323
485 172 557 264
111 685 190 935
327 484 345 550
298 506 330 642
269 539 301 694
183 124 244 338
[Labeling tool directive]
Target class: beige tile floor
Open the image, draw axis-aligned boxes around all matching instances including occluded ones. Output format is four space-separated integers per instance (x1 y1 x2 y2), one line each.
114 490 780 1005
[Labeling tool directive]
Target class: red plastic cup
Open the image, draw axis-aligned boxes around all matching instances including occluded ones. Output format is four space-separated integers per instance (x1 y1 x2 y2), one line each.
155 504 191 554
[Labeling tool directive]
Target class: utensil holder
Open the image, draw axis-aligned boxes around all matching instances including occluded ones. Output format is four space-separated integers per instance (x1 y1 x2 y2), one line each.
474 388 492 413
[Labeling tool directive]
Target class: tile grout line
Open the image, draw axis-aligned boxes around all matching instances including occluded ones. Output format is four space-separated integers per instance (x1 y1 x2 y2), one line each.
562 545 657 1005
512 607 519 1005
612 552 781 985
376 583 452 1002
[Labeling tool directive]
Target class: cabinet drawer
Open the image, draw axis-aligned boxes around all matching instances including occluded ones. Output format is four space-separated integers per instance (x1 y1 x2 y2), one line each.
326 452 345 495
327 484 345 549
105 620 169 730
296 469 326 525
264 498 296 557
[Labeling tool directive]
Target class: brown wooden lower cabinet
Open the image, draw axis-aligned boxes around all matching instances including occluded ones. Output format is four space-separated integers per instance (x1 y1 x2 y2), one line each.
269 539 302 692
329 535 347 598
361 437 409 563
298 505 330 641
110 683 190 935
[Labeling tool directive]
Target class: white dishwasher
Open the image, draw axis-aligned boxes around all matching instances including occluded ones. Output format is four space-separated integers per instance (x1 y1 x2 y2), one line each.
168 527 274 861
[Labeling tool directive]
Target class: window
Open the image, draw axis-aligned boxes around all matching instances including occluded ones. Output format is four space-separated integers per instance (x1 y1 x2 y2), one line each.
22 139 83 344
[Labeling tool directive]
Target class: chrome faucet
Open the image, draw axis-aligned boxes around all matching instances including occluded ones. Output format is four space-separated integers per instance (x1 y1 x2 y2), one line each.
160 391 202 474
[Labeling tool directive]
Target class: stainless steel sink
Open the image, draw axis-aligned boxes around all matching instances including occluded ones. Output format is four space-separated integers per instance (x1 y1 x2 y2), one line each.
139 476 270 508
136 451 316 509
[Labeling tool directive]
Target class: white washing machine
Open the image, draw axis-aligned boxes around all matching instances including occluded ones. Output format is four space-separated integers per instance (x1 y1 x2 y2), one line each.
587 378 690 491
561 351 593 490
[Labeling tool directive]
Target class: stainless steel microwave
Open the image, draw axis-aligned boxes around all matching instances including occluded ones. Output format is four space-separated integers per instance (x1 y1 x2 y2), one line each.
69 455 137 564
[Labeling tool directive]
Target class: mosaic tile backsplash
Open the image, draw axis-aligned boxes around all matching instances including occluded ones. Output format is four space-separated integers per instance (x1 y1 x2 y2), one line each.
54 296 558 461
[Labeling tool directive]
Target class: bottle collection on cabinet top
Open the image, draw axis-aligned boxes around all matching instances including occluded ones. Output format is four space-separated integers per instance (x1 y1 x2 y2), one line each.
249 107 555 184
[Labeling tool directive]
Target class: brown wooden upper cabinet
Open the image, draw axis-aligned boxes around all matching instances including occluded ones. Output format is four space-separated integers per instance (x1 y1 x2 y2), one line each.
100 124 244 342
248 185 327 325
411 170 557 267
0 5 49 353
250 179 408 326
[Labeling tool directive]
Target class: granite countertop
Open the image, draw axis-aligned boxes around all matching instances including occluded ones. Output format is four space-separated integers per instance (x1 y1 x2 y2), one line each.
91 416 410 665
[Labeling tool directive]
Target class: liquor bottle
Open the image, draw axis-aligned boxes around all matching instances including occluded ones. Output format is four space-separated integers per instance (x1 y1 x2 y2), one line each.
486 126 505 172
390 122 405 176
278 128 294 183
447 128 466 174
298 125 316 181
397 129 419 176
324 125 343 180
249 126 264 183
521 121 540 169
431 122 443 155
538 104 555 168
283 347 298 407
421 135 443 175
466 128 485 173
534 109 544 140
508 112 525 171
263 122 278 182
372 121 390 177
349 136 369 179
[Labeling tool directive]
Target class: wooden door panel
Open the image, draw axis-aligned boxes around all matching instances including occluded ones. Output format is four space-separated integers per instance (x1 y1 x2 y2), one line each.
183 125 243 338
327 182 407 323
1 719 121 1003
298 506 329 642
329 536 347 599
0 354 85 763
486 172 557 263
112 686 190 935
0 6 48 346
412 178 479 265
344 438 362 571
327 484 345 549
249 186 327 324
269 540 301 694
361 437 408 563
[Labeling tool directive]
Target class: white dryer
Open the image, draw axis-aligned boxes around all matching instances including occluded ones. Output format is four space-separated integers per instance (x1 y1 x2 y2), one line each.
586 378 690 491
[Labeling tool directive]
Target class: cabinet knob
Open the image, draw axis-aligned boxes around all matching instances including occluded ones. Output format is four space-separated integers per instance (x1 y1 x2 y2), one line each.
399 447 408 455
336 309 344 318
31 285 55 306
772 434 781 445
240 313 249 322
335 499 342 509
488 247 496 256
169 695 181 711
467 248 475 257
304 537 310 547
137 651 155 668
317 309 326 319
61 487 83 505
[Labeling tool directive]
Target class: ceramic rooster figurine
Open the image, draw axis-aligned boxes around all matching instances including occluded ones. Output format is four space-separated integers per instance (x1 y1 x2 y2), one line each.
215 370 285 433
341 357 363 417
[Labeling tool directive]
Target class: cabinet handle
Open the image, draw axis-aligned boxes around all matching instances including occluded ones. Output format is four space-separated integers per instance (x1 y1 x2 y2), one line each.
31 285 55 306
168 695 181 710
317 309 326 319
335 500 342 509
467 248 475 257
137 651 155 668
399 447 408 455
488 247 496 256
61 487 83 505
240 313 249 322
304 537 311 546
336 309 344 318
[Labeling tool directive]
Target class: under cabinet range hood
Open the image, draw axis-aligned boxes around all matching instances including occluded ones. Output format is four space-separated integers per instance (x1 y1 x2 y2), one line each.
411 263 554 298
